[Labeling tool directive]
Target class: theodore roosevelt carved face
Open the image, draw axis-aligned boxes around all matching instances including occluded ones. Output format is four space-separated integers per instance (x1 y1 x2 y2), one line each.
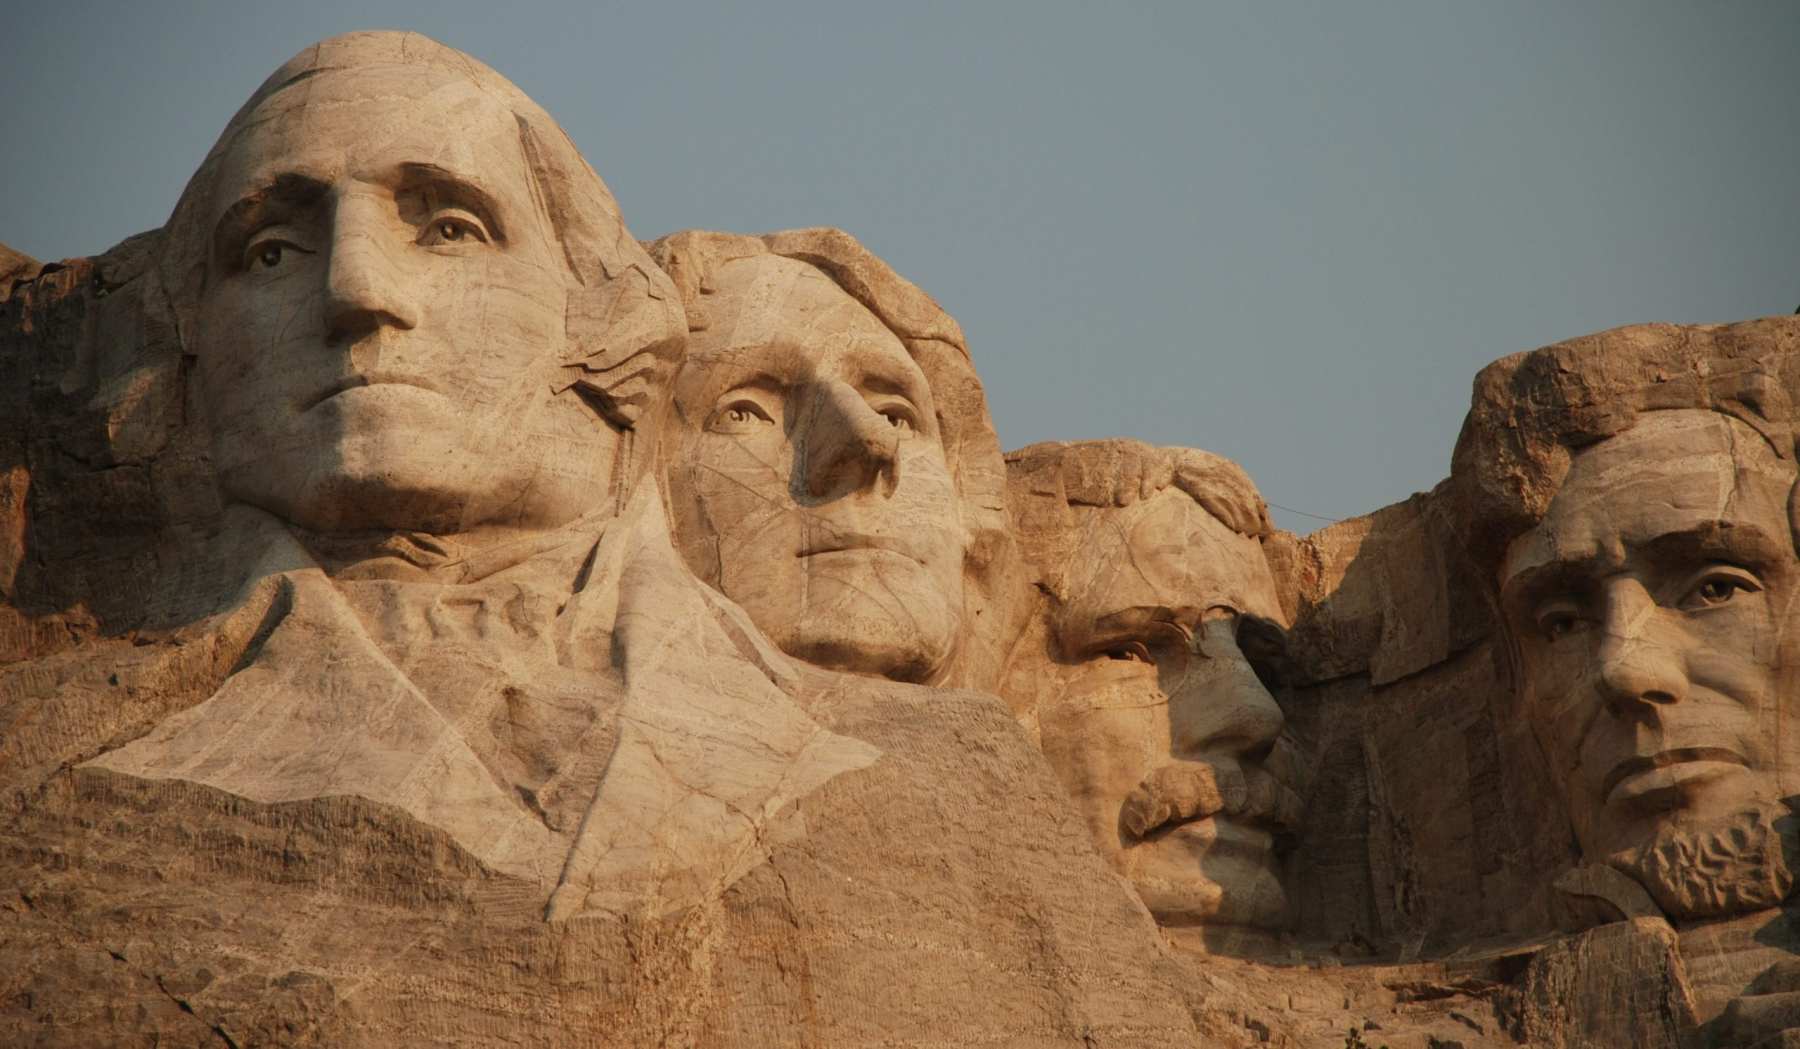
662 253 968 682
1497 410 1800 919
1007 441 1302 937
182 57 630 539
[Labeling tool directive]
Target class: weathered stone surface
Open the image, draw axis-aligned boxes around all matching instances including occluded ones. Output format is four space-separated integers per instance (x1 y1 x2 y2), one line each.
10 25 1800 1049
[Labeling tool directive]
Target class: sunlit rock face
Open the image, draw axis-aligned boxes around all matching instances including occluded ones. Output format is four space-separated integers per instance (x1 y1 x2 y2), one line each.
8 24 1800 1049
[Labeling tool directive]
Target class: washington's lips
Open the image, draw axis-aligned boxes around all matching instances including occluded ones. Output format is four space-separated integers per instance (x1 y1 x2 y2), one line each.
797 532 923 564
303 372 444 411
1602 747 1750 805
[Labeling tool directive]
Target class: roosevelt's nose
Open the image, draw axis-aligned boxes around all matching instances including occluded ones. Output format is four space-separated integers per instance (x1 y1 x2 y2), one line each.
1169 616 1284 762
323 192 419 342
795 379 900 501
1594 578 1686 717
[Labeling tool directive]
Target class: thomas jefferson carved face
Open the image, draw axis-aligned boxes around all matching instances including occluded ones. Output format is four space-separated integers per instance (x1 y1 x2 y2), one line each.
192 64 616 536
664 254 967 682
1500 410 1800 917
1037 487 1298 934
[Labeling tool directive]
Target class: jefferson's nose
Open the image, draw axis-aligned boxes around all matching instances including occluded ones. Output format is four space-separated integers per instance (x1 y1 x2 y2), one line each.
795 379 900 501
1594 578 1686 716
1170 617 1284 761
324 193 418 341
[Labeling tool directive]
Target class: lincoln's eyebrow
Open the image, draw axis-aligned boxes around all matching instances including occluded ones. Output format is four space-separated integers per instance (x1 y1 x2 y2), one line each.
1637 521 1789 571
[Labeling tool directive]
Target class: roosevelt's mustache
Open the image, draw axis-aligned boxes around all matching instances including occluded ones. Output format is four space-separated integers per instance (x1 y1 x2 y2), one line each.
1120 758 1303 840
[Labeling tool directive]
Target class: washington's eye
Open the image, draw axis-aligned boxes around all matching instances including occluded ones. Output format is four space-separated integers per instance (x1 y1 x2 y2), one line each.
418 210 491 247
241 236 311 273
1102 641 1154 665
1678 569 1762 611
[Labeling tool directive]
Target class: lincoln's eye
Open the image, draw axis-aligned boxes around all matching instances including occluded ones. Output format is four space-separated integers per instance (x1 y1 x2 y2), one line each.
257 244 284 269
1680 571 1761 610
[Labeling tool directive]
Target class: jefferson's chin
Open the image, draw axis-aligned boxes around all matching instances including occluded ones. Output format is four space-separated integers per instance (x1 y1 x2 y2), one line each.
764 569 959 683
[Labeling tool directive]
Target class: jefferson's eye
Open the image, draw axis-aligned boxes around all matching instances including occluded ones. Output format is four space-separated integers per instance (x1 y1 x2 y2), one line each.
1679 570 1762 611
418 210 491 247
709 398 776 433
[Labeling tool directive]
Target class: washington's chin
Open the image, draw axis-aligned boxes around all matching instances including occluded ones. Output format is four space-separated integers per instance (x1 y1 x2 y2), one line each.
1124 821 1290 931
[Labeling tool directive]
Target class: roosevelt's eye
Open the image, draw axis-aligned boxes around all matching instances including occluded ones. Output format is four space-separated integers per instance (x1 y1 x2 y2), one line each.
709 397 776 434
1677 568 1762 611
1534 600 1585 642
418 209 491 247
1100 641 1154 665
873 401 918 434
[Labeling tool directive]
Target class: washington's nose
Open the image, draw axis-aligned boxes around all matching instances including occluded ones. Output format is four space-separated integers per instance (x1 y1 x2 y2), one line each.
323 195 418 341
1594 579 1686 716
1170 619 1285 761
796 379 900 501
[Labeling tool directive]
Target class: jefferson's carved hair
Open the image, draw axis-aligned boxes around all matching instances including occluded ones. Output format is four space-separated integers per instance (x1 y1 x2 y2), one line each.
156 31 687 443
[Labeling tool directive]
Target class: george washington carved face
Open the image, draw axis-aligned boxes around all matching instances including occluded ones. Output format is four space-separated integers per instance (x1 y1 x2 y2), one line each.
663 254 968 682
186 61 620 538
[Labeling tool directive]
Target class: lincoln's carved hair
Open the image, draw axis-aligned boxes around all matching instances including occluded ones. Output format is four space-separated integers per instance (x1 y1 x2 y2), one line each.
1004 437 1271 604
645 226 1016 691
156 31 686 448
1450 318 1800 588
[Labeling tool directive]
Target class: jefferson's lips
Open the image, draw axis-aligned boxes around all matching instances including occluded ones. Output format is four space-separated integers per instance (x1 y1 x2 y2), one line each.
303 373 443 412
1602 747 1749 805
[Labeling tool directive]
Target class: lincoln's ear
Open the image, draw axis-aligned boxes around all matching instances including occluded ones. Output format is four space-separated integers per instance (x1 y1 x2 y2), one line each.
558 261 686 431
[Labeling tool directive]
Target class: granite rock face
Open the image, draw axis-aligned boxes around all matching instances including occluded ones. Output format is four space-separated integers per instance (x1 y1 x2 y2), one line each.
6 28 1800 1049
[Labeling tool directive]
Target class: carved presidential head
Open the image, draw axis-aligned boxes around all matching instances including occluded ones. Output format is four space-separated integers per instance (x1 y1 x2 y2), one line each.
159 31 684 539
647 228 1012 688
1003 439 1300 938
1454 320 1800 921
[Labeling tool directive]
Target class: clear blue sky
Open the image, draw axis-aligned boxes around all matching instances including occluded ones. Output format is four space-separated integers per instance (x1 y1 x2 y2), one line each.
4 1 1797 531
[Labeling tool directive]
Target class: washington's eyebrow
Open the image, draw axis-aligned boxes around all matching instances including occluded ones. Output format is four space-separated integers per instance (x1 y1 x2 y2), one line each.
211 173 329 262
1070 604 1189 653
394 162 509 242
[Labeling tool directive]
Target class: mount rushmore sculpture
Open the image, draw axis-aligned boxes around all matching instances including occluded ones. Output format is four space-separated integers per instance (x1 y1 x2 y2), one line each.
5 31 1799 1049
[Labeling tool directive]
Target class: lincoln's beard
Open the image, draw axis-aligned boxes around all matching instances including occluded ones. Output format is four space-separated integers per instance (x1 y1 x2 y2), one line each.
1608 802 1797 922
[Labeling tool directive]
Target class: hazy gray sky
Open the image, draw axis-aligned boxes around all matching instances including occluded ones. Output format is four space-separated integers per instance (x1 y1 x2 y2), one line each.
4 2 1797 531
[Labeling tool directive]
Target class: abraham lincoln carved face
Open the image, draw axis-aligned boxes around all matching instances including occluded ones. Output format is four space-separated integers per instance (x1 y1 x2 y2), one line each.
1496 410 1800 918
